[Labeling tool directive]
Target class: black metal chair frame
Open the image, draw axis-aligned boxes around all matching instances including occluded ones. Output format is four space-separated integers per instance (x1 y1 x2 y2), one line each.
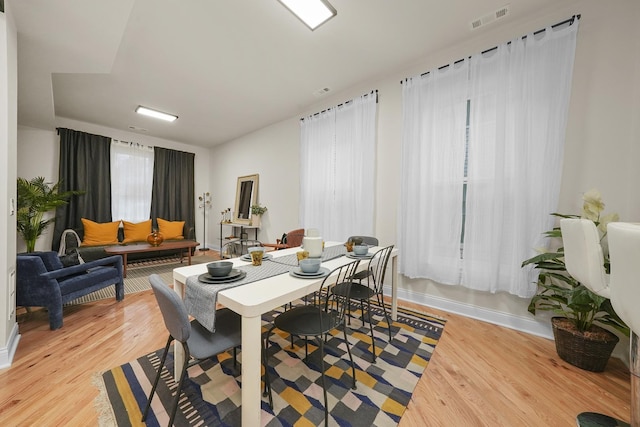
263 260 360 426
332 245 394 363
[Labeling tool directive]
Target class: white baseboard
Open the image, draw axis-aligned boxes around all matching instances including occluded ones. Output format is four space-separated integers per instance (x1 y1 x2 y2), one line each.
0 322 21 369
384 285 554 340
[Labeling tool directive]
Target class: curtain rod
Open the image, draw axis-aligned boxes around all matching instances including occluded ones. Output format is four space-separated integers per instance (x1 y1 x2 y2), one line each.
300 89 378 122
112 139 154 150
401 14 580 83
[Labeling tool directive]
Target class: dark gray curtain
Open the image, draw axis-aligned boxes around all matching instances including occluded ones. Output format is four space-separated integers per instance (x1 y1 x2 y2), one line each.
52 128 112 251
150 147 195 237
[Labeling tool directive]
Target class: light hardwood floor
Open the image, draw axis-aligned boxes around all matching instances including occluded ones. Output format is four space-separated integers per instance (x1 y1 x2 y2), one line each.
0 272 631 426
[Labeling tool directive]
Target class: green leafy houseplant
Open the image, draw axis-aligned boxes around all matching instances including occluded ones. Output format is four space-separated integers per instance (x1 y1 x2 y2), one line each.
17 177 82 252
522 189 629 337
251 204 268 215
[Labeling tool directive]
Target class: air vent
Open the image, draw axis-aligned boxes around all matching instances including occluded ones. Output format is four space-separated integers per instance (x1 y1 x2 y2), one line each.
313 87 331 97
128 126 148 132
470 4 510 30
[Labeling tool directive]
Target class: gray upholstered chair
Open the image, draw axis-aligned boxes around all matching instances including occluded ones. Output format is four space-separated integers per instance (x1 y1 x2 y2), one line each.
143 274 243 426
16 251 123 330
607 222 640 427
348 235 379 246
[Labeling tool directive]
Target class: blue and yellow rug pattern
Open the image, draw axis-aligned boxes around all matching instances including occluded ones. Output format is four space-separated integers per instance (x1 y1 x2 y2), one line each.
95 302 446 426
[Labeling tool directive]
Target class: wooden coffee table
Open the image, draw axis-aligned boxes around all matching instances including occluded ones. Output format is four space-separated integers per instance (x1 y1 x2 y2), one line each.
105 240 200 277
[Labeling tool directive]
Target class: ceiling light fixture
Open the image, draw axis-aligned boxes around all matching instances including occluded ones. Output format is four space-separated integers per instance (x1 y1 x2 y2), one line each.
135 105 178 122
277 0 337 31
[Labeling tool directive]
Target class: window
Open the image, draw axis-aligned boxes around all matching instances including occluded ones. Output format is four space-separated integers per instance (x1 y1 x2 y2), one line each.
399 21 579 297
110 141 154 222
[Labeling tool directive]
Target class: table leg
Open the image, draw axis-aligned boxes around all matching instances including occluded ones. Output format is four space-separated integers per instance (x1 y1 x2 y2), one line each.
391 255 398 321
187 249 192 265
241 314 262 426
122 254 128 278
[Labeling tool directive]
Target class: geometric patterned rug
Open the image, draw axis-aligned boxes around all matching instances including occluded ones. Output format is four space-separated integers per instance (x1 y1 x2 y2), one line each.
95 302 446 426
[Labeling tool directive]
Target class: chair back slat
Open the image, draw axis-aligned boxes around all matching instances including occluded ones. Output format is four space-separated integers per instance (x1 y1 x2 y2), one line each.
369 245 395 293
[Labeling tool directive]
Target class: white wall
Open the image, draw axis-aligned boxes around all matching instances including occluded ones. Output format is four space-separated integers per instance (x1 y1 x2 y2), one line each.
0 3 20 369
209 0 640 357
16 118 212 251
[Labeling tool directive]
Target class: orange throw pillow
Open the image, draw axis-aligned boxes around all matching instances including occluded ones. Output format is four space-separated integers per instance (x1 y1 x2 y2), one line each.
81 218 120 246
122 219 152 243
157 218 185 240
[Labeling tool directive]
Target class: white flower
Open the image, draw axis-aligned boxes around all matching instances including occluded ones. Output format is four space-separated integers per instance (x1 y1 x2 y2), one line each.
582 188 605 221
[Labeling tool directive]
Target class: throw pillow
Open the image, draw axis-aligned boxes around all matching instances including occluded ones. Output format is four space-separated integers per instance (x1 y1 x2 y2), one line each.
81 218 120 246
122 219 152 243
157 218 185 240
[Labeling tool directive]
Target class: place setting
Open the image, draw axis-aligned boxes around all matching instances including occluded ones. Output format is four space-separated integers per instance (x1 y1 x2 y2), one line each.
198 261 247 284
346 244 375 259
290 258 329 279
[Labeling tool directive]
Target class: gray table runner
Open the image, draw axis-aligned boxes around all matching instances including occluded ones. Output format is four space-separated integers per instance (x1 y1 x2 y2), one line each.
184 245 346 332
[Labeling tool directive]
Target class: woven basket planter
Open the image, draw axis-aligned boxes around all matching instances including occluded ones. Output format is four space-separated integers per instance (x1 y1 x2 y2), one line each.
551 317 619 372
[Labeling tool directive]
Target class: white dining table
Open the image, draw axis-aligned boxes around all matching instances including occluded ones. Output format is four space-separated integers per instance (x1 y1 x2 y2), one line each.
172 241 399 426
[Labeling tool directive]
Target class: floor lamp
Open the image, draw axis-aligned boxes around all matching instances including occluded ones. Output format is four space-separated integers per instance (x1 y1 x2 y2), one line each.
198 192 211 251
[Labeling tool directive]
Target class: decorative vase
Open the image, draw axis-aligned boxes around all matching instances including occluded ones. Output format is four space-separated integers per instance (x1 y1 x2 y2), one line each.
147 230 164 247
551 317 619 372
251 214 261 227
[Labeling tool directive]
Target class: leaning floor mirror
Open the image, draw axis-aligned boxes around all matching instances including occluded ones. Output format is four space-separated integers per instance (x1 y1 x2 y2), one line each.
234 174 259 225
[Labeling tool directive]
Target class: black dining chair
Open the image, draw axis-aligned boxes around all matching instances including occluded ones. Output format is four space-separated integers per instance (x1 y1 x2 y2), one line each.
331 245 394 363
263 260 360 427
143 274 242 427
347 235 379 246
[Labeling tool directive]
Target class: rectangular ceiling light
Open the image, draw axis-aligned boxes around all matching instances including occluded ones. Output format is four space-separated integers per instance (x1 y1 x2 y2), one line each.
135 105 178 122
277 0 337 31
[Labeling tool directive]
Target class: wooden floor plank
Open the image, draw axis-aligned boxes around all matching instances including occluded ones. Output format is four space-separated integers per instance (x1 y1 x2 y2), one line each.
0 281 631 426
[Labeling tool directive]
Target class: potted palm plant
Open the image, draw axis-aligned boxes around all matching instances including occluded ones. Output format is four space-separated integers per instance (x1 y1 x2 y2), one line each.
522 189 629 372
17 177 82 252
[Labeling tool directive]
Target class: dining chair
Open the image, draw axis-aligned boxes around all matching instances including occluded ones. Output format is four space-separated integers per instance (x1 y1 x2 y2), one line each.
220 239 264 259
348 235 379 246
331 245 394 362
560 219 631 426
606 222 640 427
263 228 304 250
263 260 360 427
143 274 242 427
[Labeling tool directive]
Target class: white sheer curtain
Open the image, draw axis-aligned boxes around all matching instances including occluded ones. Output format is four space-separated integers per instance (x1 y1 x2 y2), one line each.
399 62 469 284
110 140 154 222
462 22 578 297
300 93 377 241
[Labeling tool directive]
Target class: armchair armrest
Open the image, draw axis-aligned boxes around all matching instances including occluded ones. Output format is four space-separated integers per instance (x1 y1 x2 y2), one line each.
42 255 123 280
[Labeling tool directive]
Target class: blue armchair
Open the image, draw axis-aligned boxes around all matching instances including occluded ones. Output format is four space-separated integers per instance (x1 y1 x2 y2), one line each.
17 251 124 330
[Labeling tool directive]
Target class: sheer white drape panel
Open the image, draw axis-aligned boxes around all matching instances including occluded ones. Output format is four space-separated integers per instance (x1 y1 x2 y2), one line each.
110 141 154 222
462 23 578 297
300 94 377 241
399 63 469 284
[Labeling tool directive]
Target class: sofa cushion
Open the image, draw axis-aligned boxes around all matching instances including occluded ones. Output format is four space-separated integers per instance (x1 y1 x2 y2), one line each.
122 219 152 243
157 218 185 240
81 218 121 246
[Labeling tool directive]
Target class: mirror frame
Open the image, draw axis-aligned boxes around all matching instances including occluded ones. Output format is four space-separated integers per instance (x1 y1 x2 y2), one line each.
233 174 259 225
